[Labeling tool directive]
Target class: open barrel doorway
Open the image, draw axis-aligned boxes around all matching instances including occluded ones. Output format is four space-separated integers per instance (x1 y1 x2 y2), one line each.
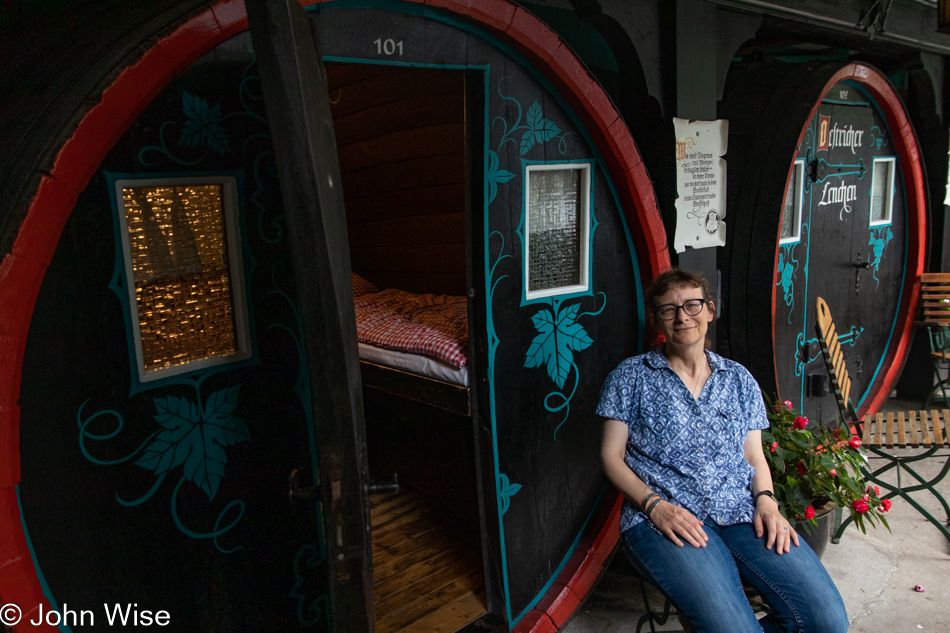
326 61 489 633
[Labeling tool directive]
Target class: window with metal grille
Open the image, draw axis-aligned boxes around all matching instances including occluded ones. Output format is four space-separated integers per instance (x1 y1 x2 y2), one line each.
114 176 251 382
524 164 591 300
870 157 895 226
780 160 805 244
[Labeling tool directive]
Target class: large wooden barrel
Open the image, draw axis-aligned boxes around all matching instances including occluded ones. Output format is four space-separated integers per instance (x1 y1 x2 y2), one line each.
720 62 925 422
0 2 668 632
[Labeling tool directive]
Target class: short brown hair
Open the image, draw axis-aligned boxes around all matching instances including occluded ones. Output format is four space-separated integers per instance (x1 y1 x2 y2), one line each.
644 268 713 309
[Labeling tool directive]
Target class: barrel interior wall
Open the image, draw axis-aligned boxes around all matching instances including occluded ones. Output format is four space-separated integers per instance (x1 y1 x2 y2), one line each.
327 63 467 296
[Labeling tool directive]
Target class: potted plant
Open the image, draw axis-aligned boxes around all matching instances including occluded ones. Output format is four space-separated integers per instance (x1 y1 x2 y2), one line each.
761 396 890 555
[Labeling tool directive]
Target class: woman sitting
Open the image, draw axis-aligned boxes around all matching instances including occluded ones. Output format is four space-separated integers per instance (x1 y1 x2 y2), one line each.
597 269 848 633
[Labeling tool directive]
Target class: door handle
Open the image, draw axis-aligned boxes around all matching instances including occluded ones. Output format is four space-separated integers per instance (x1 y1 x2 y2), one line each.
364 474 399 496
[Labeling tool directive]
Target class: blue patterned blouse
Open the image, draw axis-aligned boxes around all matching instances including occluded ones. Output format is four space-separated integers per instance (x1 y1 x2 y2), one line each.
596 347 769 534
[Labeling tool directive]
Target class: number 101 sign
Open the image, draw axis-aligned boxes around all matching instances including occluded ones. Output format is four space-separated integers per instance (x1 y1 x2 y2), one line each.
373 38 403 56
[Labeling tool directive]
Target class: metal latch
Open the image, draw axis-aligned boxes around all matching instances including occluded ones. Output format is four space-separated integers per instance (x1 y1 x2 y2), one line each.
288 468 317 504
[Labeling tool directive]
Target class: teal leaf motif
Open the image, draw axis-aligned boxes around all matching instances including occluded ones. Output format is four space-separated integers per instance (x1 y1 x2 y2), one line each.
498 474 522 515
487 150 515 204
524 303 593 389
136 386 249 501
178 91 230 154
519 101 561 155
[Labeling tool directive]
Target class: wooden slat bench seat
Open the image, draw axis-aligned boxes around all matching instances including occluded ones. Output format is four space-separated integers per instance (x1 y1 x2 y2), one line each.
861 410 949 449
917 274 950 409
918 273 950 327
816 297 950 547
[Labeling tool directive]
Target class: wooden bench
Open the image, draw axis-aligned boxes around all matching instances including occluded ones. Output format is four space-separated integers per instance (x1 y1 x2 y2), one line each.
918 273 950 408
815 296 950 546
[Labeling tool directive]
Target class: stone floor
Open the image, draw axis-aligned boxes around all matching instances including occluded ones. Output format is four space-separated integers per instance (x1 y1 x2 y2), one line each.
562 398 950 633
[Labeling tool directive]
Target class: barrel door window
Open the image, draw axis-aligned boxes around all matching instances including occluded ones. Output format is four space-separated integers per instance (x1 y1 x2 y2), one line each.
780 160 805 245
113 176 253 384
524 163 592 300
776 82 906 418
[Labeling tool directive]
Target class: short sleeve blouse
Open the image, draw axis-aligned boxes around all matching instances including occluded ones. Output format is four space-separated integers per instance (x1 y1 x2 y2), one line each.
596 347 769 534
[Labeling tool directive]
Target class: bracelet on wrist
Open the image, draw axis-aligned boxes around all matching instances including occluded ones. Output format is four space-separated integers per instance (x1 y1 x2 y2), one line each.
644 497 663 519
641 492 659 510
754 490 777 506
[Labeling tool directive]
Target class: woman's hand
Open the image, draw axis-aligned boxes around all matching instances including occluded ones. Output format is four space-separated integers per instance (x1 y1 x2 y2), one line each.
745 430 799 554
649 501 709 548
753 496 799 554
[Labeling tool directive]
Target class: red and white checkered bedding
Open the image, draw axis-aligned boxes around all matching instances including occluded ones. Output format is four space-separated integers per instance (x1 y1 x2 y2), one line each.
353 288 469 369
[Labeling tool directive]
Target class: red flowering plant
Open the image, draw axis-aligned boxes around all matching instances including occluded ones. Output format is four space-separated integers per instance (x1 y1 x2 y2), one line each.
761 395 890 535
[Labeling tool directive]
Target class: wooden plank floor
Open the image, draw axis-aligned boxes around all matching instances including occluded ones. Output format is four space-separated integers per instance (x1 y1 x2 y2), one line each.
372 489 487 633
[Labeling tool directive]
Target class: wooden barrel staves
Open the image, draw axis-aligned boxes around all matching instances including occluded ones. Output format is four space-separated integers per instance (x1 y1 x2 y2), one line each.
720 62 925 422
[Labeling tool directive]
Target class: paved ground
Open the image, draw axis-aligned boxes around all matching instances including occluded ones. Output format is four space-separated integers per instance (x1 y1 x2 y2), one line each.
562 398 950 633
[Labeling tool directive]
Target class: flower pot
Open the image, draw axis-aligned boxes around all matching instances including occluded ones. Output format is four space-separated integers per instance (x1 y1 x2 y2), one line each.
795 505 836 559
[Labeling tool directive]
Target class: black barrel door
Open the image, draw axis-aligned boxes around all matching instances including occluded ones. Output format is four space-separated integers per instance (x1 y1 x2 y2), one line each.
247 1 374 631
775 84 907 421
721 62 925 423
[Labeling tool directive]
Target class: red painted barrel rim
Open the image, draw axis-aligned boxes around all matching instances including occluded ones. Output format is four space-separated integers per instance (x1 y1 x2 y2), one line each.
0 0 666 626
770 62 925 419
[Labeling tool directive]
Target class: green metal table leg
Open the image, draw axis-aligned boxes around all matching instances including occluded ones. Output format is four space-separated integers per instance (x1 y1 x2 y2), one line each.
833 448 950 546
925 326 950 410
853 448 950 547
896 460 950 523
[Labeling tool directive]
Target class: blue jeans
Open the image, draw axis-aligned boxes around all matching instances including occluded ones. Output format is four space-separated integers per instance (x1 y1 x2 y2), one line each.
622 517 849 633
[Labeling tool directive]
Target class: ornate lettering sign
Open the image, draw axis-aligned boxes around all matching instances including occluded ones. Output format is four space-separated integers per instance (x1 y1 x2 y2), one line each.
818 178 859 220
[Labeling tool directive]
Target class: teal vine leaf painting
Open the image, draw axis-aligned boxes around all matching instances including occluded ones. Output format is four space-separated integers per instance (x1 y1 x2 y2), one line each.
498 473 522 515
487 150 515 204
178 91 230 154
519 101 561 155
136 386 249 501
524 303 593 389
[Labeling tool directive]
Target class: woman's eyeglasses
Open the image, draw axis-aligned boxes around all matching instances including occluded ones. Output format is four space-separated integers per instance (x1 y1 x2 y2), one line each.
655 299 706 321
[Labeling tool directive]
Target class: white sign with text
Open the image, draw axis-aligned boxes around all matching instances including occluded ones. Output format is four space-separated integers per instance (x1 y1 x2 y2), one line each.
673 117 728 252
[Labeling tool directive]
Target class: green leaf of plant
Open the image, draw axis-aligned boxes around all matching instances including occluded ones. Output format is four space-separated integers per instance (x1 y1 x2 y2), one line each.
776 447 797 461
